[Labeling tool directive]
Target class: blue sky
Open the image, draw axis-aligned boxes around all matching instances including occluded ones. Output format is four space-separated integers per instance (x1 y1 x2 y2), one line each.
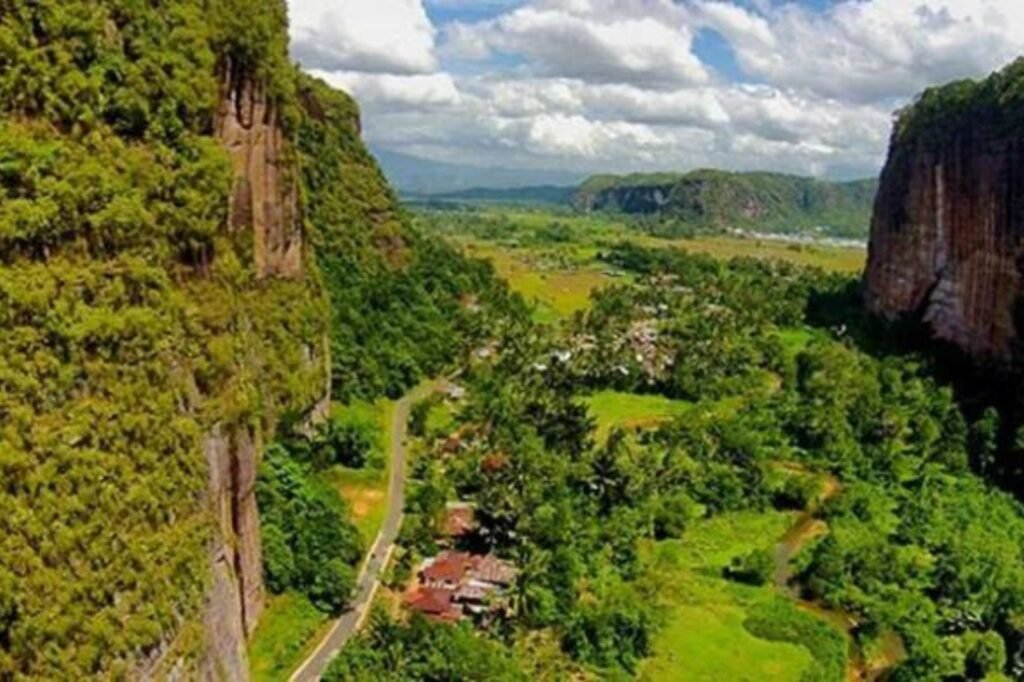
288 0 1024 179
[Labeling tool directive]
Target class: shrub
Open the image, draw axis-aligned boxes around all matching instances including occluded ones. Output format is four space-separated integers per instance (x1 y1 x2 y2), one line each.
725 548 775 586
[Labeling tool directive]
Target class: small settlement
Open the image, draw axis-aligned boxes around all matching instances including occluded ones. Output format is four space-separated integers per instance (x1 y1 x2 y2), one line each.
404 504 518 623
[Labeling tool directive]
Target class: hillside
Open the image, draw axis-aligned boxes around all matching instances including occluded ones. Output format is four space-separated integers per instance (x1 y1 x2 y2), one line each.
0 2 509 678
573 170 878 238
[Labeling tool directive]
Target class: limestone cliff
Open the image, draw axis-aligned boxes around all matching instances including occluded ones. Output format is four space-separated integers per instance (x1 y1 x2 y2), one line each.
196 63 329 681
865 60 1024 363
0 3 332 679
573 170 877 238
217 59 303 279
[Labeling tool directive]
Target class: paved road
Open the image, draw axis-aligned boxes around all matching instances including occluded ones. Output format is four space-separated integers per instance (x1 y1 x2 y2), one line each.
289 381 445 681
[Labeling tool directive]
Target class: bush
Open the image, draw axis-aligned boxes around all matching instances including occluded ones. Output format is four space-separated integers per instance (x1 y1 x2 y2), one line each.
773 475 819 511
654 490 703 539
743 599 847 682
725 548 775 586
323 420 375 469
310 559 357 615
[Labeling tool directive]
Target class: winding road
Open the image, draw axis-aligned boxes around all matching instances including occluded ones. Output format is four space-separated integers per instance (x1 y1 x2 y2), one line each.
289 381 445 682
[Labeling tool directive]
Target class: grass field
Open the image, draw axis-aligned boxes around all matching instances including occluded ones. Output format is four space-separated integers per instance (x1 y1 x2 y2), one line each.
585 390 692 442
640 234 866 273
463 242 615 321
321 398 395 546
639 511 841 682
249 592 329 682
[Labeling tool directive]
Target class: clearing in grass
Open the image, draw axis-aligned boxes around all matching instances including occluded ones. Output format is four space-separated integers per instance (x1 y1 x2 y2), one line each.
584 390 692 442
639 511 847 682
249 592 329 682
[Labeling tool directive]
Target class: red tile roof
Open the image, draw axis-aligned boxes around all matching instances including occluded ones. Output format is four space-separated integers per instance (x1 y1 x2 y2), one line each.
406 587 454 616
420 551 473 585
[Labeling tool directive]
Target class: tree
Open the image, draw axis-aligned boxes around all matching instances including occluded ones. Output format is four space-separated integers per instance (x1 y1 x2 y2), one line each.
970 408 1000 477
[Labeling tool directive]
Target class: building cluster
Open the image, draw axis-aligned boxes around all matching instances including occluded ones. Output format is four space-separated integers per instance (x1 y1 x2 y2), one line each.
405 550 517 623
622 318 674 378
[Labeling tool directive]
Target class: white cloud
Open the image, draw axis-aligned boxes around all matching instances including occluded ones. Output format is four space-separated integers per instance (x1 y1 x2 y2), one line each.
443 0 709 87
311 71 462 106
696 0 1024 104
290 0 438 75
287 0 1024 180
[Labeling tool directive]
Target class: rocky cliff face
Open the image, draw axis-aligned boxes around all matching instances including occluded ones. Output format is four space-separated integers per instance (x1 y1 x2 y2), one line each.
865 62 1024 362
216 59 303 279
194 65 325 681
575 182 676 214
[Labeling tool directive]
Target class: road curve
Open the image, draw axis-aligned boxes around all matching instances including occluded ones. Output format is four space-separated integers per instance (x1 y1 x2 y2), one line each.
289 381 444 682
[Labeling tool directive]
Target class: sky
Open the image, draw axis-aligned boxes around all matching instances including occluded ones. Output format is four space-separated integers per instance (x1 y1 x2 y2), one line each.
287 0 1024 179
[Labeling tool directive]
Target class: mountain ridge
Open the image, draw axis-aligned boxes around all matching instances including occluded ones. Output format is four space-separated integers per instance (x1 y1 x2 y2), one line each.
572 169 879 238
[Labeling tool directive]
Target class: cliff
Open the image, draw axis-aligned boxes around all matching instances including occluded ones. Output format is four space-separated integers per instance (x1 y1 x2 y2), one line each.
865 59 1024 362
573 170 877 238
216 60 303 279
0 2 329 679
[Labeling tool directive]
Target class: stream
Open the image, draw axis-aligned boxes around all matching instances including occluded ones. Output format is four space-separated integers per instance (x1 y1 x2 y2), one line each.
771 472 905 681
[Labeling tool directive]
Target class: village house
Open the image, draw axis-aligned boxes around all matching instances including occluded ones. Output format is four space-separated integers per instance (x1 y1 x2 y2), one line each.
405 550 517 623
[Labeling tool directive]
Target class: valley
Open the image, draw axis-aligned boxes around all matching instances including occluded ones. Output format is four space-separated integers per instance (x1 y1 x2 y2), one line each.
314 196 1024 681
3 3 1024 682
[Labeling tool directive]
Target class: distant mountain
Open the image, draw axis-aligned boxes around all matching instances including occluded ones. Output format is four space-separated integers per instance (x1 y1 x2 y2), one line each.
573 170 878 238
372 147 583 196
417 185 576 205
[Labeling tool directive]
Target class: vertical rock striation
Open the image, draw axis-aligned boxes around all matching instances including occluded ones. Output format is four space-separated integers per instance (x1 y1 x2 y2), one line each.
865 61 1024 363
195 60 328 681
216 59 303 279
200 427 264 681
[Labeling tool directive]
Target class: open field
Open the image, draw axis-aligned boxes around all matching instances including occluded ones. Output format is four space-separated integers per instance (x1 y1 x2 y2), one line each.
322 465 388 546
640 510 846 682
584 390 692 442
424 207 865 323
249 592 329 682
462 241 616 321
322 398 396 546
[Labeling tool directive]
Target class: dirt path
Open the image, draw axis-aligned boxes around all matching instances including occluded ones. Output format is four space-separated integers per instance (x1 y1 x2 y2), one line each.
771 469 903 682
289 380 447 682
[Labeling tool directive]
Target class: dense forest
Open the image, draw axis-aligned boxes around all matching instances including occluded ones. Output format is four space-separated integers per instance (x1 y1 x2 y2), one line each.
295 76 517 402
